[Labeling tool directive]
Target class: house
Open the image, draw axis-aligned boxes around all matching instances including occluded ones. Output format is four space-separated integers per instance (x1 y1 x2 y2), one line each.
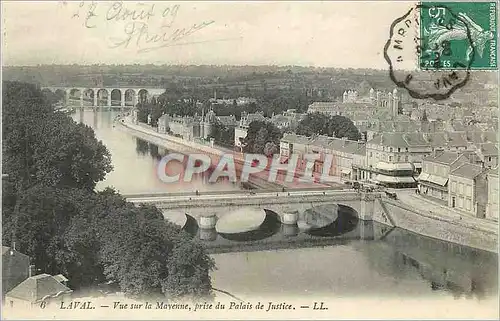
307 102 337 114
364 132 421 187
448 163 488 217
326 137 365 181
417 152 469 204
165 116 201 141
475 143 498 169
2 246 30 298
5 274 72 309
279 133 312 164
157 114 170 134
486 167 498 221
280 134 366 183
234 112 267 148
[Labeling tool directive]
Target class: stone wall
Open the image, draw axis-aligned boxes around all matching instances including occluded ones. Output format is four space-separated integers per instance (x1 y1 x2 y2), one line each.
381 198 497 253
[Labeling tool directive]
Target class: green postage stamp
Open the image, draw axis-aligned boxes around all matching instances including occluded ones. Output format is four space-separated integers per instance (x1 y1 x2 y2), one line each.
419 1 497 70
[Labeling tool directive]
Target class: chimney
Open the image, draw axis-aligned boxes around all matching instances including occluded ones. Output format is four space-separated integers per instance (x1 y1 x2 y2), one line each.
29 265 36 277
12 241 16 251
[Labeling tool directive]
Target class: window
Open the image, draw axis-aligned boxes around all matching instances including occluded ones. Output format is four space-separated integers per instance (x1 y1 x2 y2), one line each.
406 148 408 152
458 197 463 208
488 156 492 162
405 155 409 161
398 148 401 152
397 156 401 162
369 152 373 157
389 156 393 162
466 184 472 196
390 147 393 152
459 183 464 194
466 199 471 211
451 181 456 192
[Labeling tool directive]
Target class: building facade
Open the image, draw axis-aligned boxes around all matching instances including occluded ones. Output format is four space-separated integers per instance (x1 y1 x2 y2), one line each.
448 163 488 218
2 246 30 298
5 274 72 310
417 152 470 204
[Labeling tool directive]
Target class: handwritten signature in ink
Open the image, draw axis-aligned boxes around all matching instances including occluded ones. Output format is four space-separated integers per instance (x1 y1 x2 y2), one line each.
72 2 216 52
110 20 216 53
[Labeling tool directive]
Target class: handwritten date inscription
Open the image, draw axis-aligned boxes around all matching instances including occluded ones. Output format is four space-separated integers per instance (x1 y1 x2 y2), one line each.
73 2 215 53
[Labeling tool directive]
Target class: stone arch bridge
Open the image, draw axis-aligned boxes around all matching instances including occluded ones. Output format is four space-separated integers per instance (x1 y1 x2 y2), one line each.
126 190 395 227
42 86 166 108
126 190 396 242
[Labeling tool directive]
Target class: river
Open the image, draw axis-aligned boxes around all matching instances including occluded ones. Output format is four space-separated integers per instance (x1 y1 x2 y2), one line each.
74 109 498 305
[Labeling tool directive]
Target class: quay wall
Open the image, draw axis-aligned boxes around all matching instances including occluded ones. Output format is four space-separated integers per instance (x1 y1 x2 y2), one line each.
119 117 498 253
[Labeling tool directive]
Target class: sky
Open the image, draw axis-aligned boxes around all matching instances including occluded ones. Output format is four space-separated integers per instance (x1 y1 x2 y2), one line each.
2 1 415 68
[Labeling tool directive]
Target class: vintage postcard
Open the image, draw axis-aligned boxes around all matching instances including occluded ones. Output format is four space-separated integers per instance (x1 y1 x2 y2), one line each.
1 0 499 320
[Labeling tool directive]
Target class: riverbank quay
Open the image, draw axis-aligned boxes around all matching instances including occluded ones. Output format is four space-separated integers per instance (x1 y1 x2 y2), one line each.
117 116 498 254
379 191 498 254
117 116 336 190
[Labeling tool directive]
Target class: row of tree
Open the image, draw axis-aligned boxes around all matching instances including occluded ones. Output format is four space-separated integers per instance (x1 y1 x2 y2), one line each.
239 114 361 156
2 82 215 300
296 112 362 141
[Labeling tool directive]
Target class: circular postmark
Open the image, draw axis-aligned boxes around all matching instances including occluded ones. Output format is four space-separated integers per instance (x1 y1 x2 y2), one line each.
384 3 475 100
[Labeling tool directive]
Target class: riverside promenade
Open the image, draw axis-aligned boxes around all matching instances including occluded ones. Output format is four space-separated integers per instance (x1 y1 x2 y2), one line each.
117 116 339 190
116 116 498 253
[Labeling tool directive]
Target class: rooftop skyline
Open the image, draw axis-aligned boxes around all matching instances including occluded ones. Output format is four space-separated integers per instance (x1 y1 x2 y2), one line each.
3 1 413 68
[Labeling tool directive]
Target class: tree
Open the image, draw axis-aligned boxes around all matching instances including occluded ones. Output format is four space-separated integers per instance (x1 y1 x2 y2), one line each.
208 119 234 147
2 82 215 300
296 112 361 141
162 233 216 301
2 81 112 191
243 120 282 154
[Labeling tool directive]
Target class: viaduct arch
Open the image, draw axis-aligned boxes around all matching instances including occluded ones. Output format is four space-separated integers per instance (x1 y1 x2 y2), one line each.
42 86 163 108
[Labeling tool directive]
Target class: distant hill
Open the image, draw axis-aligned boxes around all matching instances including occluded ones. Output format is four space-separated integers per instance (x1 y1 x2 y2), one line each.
2 65 495 103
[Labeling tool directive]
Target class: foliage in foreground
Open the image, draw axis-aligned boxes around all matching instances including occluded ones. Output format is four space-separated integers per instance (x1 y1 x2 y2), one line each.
2 81 215 300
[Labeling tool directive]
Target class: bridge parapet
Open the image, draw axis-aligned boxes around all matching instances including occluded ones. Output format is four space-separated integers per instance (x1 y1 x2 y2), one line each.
128 191 378 222
153 193 361 209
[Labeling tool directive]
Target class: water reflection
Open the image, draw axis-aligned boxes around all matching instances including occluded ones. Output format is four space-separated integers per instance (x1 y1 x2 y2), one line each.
191 205 362 253
135 138 149 156
207 205 498 300
72 110 242 194
376 229 498 300
306 204 359 237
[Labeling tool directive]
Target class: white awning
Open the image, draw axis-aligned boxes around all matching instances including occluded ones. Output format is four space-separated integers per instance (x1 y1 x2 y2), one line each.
427 174 448 186
341 168 351 174
375 174 416 184
417 173 430 181
375 162 414 171
417 172 448 186
414 163 423 168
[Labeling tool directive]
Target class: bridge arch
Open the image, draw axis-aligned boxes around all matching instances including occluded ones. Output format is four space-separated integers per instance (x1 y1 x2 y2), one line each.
137 89 149 104
68 88 83 104
96 89 109 106
83 88 95 105
124 89 137 107
110 89 122 106
54 88 66 98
